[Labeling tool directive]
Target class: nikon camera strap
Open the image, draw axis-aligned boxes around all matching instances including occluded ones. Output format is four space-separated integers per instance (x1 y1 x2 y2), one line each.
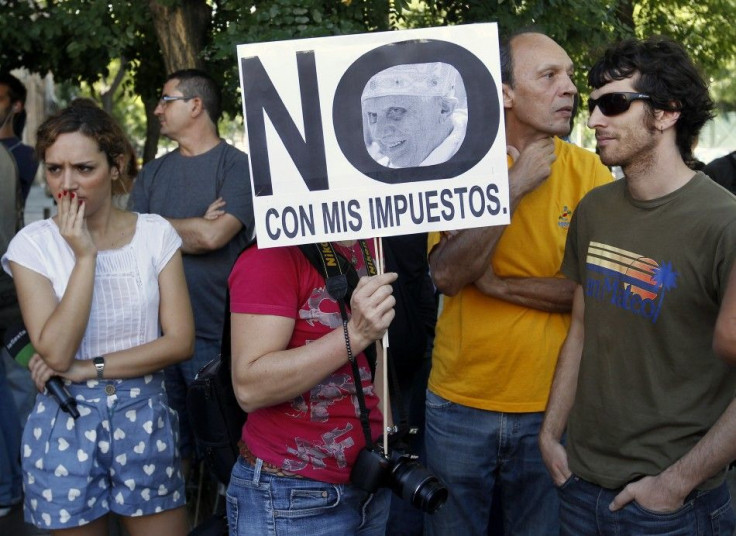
298 241 377 372
298 241 379 450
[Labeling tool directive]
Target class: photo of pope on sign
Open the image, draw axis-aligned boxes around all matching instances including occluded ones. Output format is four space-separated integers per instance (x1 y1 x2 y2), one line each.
361 62 468 170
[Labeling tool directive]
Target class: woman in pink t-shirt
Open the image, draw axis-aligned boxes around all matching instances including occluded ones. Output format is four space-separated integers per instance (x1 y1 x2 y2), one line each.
226 241 396 536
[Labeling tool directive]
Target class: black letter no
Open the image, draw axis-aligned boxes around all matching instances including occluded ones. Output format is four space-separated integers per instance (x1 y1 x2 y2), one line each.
241 53 328 197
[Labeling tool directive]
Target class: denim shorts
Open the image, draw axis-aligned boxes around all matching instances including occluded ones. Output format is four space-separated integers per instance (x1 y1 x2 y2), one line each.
22 373 186 529
226 455 390 536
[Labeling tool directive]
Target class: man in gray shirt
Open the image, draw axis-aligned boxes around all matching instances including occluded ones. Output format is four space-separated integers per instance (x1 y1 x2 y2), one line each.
129 69 254 473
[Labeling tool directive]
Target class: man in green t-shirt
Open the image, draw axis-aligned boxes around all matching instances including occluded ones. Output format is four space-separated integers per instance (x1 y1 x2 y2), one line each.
540 37 736 534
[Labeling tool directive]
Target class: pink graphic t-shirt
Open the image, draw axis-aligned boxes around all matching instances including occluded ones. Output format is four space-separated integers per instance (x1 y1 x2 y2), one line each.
228 242 383 483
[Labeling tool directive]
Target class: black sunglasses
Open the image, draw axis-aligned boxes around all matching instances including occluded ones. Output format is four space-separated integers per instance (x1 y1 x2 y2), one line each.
587 92 651 117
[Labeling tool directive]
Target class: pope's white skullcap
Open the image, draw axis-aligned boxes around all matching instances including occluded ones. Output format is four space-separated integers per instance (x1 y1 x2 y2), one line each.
361 62 458 102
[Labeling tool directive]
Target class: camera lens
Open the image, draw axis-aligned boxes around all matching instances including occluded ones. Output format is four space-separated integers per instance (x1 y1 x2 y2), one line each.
390 458 448 514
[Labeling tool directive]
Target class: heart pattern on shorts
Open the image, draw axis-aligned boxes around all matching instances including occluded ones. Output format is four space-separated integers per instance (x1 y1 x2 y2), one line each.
23 373 186 528
54 464 68 477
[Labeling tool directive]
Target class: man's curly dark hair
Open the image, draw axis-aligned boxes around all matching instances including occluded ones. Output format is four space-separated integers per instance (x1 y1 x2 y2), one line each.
588 36 715 169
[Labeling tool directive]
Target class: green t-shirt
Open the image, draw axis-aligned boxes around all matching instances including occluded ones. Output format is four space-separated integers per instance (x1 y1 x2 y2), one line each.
562 172 736 490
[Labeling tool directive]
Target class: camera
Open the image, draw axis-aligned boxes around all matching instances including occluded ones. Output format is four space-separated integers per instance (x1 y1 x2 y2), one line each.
350 445 448 514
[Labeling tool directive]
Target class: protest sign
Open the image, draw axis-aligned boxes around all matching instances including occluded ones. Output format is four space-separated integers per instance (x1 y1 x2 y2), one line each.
237 23 509 247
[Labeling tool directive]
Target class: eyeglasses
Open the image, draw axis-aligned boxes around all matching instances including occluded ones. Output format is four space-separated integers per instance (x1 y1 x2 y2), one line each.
587 92 651 117
158 95 194 106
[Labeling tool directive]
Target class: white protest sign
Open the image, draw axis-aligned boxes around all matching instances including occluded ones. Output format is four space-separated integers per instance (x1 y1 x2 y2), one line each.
237 23 509 248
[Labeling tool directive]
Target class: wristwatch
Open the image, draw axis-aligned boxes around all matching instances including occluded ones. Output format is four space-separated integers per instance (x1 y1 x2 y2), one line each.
93 356 105 380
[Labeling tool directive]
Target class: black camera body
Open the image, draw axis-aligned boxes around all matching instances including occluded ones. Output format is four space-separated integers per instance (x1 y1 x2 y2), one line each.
350 446 448 514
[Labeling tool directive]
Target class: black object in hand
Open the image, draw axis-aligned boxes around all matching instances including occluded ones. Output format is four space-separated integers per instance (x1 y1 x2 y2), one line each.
4 322 80 419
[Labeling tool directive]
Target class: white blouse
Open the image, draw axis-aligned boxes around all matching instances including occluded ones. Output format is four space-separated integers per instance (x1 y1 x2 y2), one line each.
1 213 182 360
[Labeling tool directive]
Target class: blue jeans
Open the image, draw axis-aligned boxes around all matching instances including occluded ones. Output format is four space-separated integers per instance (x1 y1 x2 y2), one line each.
164 336 220 459
226 456 391 536
424 389 559 536
558 474 735 535
0 350 22 506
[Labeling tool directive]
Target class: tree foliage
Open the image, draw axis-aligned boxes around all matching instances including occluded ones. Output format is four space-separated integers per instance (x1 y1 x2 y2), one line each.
1 0 734 160
206 0 393 117
395 0 632 91
1 1 162 99
394 0 736 103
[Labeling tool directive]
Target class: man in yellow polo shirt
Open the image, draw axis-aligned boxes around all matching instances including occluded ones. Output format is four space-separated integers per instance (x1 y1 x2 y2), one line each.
424 31 612 535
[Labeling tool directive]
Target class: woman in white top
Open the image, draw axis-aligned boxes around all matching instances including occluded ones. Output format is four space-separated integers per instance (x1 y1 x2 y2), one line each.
1 99 194 536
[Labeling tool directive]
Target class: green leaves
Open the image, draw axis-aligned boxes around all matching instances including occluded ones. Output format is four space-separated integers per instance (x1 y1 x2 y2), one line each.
2 0 734 156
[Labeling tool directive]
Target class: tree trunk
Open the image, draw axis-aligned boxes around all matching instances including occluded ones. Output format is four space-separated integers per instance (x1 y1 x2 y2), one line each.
148 0 211 74
615 0 636 31
144 1 210 162
142 97 162 164
100 57 128 114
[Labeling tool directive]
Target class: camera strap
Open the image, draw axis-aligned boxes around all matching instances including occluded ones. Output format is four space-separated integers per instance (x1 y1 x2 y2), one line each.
298 241 379 451
298 241 377 374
